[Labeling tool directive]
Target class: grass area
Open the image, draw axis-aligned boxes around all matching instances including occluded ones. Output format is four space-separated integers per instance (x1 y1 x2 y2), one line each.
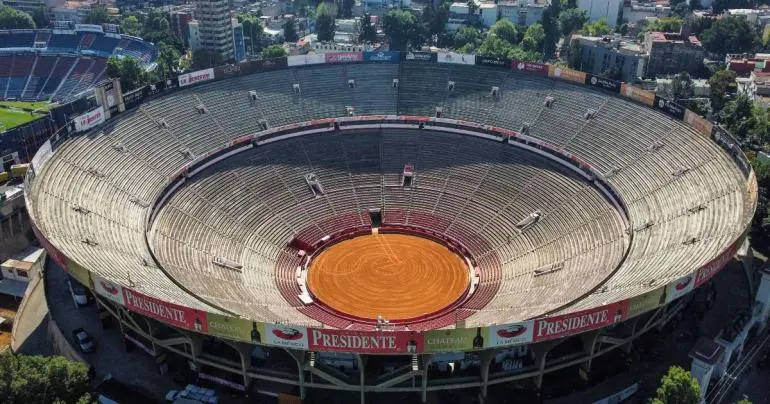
0 100 50 131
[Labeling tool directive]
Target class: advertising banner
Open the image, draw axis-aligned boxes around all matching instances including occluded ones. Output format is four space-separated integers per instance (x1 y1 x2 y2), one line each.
65 260 91 289
487 321 535 347
363 51 399 63
74 24 104 33
264 323 309 349
475 56 510 68
178 68 215 88
712 127 751 178
533 301 629 342
324 52 363 64
695 238 741 287
684 110 713 137
102 23 120 34
620 83 655 106
664 274 696 303
309 328 424 354
287 54 325 66
207 313 266 343
123 288 208 333
260 57 288 71
438 52 475 65
214 63 242 80
92 275 124 305
548 66 586 84
585 74 621 93
626 288 666 319
122 86 148 110
512 60 548 76
402 51 437 63
653 95 685 120
74 106 105 133
424 328 486 352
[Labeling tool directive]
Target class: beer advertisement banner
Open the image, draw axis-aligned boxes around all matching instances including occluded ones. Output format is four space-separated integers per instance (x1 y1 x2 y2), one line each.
123 288 208 333
402 51 437 62
423 327 487 352
324 52 363 64
308 328 424 354
585 74 621 93
264 323 309 349
684 110 713 137
74 106 105 132
548 66 586 84
363 51 399 63
92 275 124 305
437 52 476 65
695 238 741 287
475 56 511 68
65 260 91 289
178 68 215 87
214 63 243 80
626 288 666 319
207 313 266 343
512 60 549 76
664 274 696 303
487 321 535 347
533 301 629 342
652 95 685 121
619 83 655 107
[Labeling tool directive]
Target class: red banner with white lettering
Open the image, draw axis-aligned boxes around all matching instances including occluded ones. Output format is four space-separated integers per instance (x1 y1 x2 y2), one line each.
695 236 742 287
533 300 630 342
123 288 208 333
308 328 424 353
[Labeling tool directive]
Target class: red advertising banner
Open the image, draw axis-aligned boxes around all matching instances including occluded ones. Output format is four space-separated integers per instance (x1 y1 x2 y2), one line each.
684 110 714 138
695 237 742 287
123 288 208 333
533 301 629 342
512 60 548 76
324 52 363 64
308 328 424 353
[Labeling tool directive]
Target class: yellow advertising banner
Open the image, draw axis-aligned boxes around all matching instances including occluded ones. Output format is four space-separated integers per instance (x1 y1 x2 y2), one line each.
627 287 666 319
548 65 586 84
206 312 266 344
66 260 92 289
684 110 714 138
620 83 655 107
423 327 488 352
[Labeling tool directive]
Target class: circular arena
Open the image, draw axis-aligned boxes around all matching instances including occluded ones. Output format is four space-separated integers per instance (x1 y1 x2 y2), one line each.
25 55 756 402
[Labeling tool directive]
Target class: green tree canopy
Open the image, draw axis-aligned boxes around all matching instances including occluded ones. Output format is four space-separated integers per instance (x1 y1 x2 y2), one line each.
523 23 546 51
382 10 423 51
315 2 337 42
359 14 377 43
651 366 701 404
120 15 142 36
84 6 110 25
708 69 737 112
106 56 146 92
649 16 683 32
722 94 754 140
422 2 450 37
454 26 483 50
154 42 180 80
701 15 758 55
477 35 540 61
489 19 522 45
541 0 560 58
558 8 588 36
0 352 94 404
283 18 298 42
240 15 264 54
262 44 287 58
582 17 611 36
0 5 36 29
31 7 48 29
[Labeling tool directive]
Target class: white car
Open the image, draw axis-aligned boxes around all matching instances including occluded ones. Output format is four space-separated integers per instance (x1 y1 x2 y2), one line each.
72 328 95 353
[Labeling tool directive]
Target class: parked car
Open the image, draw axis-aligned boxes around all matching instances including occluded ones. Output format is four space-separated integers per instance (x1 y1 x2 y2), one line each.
72 328 95 353
69 279 94 306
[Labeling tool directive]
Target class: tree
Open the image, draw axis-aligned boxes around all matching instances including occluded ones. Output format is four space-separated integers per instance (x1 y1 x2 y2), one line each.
722 94 754 140
155 42 180 80
477 36 540 61
559 8 588 36
31 7 48 29
0 352 94 403
315 2 337 42
582 18 611 36
283 18 298 43
701 16 758 55
422 3 450 37
340 0 354 18
84 6 110 25
523 23 545 51
467 0 479 15
262 44 287 58
708 69 737 113
0 5 35 29
454 26 483 50
359 14 377 43
383 10 423 51
106 56 146 92
541 0 560 59
650 16 683 33
651 366 700 404
240 16 264 54
489 19 522 45
120 16 142 36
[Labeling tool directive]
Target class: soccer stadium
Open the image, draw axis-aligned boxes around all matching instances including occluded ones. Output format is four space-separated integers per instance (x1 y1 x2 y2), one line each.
23 52 757 402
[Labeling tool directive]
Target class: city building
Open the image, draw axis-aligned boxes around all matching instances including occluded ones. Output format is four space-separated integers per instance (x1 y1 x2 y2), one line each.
578 0 622 28
1 0 48 16
499 1 546 27
232 18 246 62
644 31 705 77
571 34 646 82
193 0 234 61
188 19 202 51
0 248 44 298
170 8 195 46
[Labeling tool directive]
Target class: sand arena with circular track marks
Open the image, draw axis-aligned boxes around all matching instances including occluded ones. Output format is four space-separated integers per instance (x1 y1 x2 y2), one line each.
307 233 470 321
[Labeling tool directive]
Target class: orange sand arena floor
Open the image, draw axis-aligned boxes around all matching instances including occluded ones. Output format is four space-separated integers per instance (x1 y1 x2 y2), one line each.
307 233 470 321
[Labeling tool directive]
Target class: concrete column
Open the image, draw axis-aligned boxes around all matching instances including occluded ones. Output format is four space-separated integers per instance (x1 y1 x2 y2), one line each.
530 340 560 388
579 330 600 375
284 348 306 399
623 317 641 354
479 349 494 402
421 354 431 404
357 354 365 404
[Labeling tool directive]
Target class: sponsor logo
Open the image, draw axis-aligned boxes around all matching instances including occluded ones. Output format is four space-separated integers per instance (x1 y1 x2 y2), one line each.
223 64 240 74
311 329 398 350
478 57 507 66
273 326 303 340
496 324 527 338
124 289 187 324
675 276 692 290
369 52 392 61
99 279 119 295
179 68 214 87
536 309 609 338
591 76 598 85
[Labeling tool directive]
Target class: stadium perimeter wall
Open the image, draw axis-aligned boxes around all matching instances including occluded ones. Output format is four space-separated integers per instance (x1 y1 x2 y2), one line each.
23 53 758 356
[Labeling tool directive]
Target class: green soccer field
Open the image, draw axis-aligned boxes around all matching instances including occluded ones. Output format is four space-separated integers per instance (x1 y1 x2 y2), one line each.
0 101 50 131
